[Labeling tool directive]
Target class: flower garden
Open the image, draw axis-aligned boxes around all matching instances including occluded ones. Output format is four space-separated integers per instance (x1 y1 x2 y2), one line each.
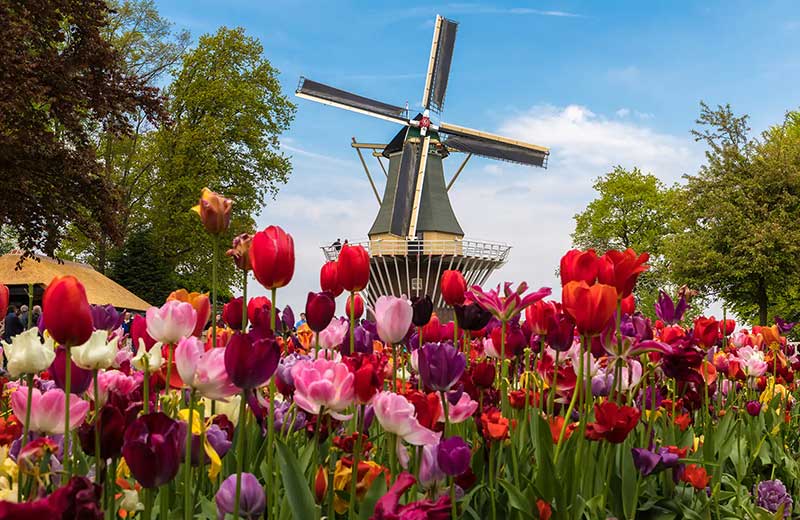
0 188 798 520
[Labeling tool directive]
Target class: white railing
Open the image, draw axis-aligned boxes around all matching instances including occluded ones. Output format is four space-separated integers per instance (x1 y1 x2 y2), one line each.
321 238 511 263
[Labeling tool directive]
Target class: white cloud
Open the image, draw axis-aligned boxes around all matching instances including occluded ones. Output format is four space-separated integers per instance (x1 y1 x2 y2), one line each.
615 108 631 118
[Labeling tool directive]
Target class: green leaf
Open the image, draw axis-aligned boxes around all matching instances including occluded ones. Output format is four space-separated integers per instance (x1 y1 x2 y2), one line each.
358 473 388 520
498 479 534 519
275 438 319 520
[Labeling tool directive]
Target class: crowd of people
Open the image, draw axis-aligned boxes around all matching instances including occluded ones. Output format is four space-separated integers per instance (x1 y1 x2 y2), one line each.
1 304 40 341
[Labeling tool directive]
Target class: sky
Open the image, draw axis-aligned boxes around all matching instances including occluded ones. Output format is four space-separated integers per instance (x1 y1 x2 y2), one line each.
155 0 800 315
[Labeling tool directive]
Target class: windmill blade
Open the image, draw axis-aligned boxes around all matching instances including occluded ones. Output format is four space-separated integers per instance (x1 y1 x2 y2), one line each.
406 135 431 238
296 77 409 125
389 140 423 237
439 121 550 167
421 16 458 113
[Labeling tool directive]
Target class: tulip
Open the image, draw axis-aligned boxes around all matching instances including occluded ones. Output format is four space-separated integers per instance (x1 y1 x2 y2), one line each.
337 244 370 292
437 436 471 476
291 358 355 419
719 319 736 336
0 476 101 518
175 336 238 400
2 328 56 378
418 342 465 393
222 297 245 331
373 472 450 520
346 293 364 320
11 387 89 434
411 295 433 327
620 294 635 315
480 408 511 442
317 317 349 350
320 261 344 297
467 282 551 323
561 281 618 336
374 295 413 344
0 283 8 321
737 346 768 377
315 458 387 514
693 316 719 349
215 473 266 520
131 314 157 350
681 464 710 489
305 291 336 333
746 400 761 416
546 312 576 351
43 275 93 346
122 412 183 488
560 249 600 285
584 401 640 443
132 341 164 373
654 290 688 325
347 355 384 404
168 289 211 337
247 296 272 329
70 330 119 371
418 443 446 489
90 304 123 332
454 303 492 332
192 187 232 234
50 345 92 394
440 270 467 306
597 248 649 298
77 403 126 459
226 233 253 271
471 361 495 388
631 447 681 476
420 313 442 342
405 390 442 431
250 225 295 290
525 300 559 335
224 331 281 389
372 391 440 445
146 300 197 345
438 392 478 423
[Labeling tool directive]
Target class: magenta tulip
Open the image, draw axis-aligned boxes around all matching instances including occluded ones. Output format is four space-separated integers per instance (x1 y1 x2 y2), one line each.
224 331 280 389
305 291 336 333
122 412 183 488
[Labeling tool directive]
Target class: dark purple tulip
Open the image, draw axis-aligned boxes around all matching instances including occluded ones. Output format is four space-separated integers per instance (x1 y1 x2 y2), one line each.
122 412 182 488
746 400 761 417
654 290 688 325
50 346 92 395
90 304 123 332
775 316 796 334
305 291 335 333
215 472 266 520
418 342 466 392
454 303 492 332
437 436 471 476
224 331 280 389
342 320 377 356
631 447 681 476
546 313 575 352
411 295 434 327
281 305 295 333
620 313 653 341
77 404 126 459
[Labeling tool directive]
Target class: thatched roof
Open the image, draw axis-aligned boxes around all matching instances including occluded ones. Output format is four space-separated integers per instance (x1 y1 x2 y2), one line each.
0 252 150 311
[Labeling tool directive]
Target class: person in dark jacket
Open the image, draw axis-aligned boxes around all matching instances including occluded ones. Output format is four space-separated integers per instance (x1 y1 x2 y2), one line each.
3 306 24 342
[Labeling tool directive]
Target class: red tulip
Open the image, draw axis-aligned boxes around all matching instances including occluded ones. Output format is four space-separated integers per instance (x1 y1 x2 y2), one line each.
320 261 343 297
344 354 384 403
719 319 736 336
681 464 710 489
222 297 244 331
0 283 8 320
597 248 649 298
693 316 719 349
305 292 336 332
247 296 272 329
440 270 467 306
346 293 364 320
525 300 560 335
131 314 157 350
560 249 600 286
250 226 295 290
337 244 370 292
584 401 640 443
561 281 617 336
420 313 442 342
43 275 93 346
620 294 635 315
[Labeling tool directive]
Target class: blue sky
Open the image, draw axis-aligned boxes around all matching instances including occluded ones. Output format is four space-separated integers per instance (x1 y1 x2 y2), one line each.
155 1 800 315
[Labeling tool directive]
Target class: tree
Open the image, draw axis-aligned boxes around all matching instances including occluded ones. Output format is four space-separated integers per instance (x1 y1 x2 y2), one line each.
147 26 295 295
667 103 800 325
572 167 678 318
0 0 164 256
110 228 174 305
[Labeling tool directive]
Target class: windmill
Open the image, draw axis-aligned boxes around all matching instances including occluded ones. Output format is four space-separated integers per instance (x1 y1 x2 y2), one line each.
296 15 549 314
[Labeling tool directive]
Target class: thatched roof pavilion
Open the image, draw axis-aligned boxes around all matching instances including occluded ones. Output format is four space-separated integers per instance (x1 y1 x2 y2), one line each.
0 252 150 311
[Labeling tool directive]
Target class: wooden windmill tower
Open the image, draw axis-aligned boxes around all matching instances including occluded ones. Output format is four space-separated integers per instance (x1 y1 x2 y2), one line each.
296 15 549 313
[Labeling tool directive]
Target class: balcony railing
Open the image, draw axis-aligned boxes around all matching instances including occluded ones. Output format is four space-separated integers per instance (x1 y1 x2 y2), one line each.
321 238 511 263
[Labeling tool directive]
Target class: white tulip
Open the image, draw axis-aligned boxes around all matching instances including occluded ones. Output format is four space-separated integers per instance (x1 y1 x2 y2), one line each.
71 330 119 371
1 328 56 378
131 339 163 372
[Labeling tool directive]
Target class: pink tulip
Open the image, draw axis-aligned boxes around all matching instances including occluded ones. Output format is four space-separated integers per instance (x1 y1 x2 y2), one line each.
291 359 355 420
317 318 349 350
11 387 89 435
146 300 197 345
438 392 478 424
374 295 413 344
737 346 768 378
175 336 238 400
372 391 441 445
91 370 140 407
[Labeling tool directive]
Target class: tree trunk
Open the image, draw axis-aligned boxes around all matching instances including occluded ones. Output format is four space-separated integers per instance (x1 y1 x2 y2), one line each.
98 238 107 275
757 278 768 326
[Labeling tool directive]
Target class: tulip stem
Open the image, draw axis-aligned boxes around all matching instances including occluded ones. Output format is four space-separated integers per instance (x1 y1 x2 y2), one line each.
348 404 365 519
500 321 507 412
184 389 196 520
554 337 584 464
211 235 219 351
64 344 72 477
19 374 33 501
453 313 459 345
349 291 356 355
268 287 277 520
392 343 398 392
233 389 247 519
143 488 153 520
164 344 174 409
143 364 150 414
549 351 559 417
94 369 102 485
241 267 248 331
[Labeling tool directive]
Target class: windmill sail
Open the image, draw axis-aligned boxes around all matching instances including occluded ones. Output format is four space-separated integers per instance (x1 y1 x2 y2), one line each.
296 78 408 124
439 122 549 167
422 16 458 112
390 140 422 236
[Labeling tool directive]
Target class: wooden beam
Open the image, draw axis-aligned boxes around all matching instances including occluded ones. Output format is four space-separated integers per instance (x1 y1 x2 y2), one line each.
375 156 388 177
352 137 382 206
446 152 472 191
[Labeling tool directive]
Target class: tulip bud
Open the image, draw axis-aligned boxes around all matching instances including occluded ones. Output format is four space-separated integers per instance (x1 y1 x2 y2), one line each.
440 270 467 306
247 296 272 329
411 295 433 327
305 292 336 333
337 244 370 292
375 295 413 344
43 275 93 346
346 293 364 320
226 233 253 271
320 261 344 297
191 187 232 235
745 400 761 417
222 297 244 331
250 226 295 290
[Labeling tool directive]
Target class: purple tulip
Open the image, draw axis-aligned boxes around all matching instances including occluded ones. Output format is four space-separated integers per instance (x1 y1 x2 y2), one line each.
631 447 681 476
453 303 492 332
281 305 295 334
411 295 433 327
755 479 793 518
215 472 266 520
654 290 688 325
620 313 653 341
341 320 377 355
418 342 466 392
122 412 182 488
775 316 796 334
545 313 575 352
437 436 471 476
224 331 280 389
305 292 335 333
746 400 761 417
90 304 123 332
50 346 92 395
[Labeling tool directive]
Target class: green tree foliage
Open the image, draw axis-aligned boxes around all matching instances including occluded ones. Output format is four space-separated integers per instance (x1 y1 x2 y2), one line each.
110 228 174 305
572 167 678 318
667 103 800 325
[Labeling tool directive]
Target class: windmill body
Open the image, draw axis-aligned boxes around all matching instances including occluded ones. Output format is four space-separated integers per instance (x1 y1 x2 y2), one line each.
297 15 549 313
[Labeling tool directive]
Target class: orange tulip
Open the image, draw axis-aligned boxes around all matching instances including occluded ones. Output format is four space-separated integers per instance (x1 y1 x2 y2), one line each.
561 281 618 335
43 275 93 346
191 187 232 235
168 289 211 337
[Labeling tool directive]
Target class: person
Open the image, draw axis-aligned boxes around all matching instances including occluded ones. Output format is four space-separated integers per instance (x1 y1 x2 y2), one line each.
18 305 29 328
3 306 24 342
332 238 342 252
121 311 132 335
29 305 41 329
295 312 307 330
